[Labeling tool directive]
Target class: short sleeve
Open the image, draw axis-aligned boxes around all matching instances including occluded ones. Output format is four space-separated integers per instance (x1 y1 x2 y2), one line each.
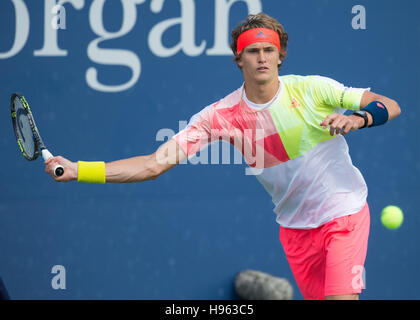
172 105 213 159
310 76 370 111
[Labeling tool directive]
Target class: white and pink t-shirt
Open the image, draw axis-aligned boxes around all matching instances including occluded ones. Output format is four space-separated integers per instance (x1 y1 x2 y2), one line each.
173 75 369 229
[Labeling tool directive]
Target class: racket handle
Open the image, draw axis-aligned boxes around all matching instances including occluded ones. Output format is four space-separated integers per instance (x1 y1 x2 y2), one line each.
54 165 64 177
41 149 64 177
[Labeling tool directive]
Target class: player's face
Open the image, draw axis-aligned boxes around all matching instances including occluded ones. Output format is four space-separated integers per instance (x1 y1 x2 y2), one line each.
237 42 281 85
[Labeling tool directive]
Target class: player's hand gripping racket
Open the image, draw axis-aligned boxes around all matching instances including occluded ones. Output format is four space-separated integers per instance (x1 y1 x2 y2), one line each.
11 93 64 177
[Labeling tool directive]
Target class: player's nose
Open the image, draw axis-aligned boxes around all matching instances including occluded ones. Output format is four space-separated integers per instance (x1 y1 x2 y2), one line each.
257 49 267 62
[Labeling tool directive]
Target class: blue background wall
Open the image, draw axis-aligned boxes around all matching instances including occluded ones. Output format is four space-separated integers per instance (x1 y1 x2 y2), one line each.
0 0 418 299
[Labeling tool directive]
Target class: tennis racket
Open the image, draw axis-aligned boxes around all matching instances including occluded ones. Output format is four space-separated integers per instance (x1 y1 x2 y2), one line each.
11 93 64 177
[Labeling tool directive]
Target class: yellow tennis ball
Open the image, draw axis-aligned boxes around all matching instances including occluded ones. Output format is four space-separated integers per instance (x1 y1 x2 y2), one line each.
381 205 403 229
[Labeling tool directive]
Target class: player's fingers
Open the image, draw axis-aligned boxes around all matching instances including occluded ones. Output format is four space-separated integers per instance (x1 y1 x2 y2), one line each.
52 155 64 164
320 114 337 128
45 156 63 167
329 123 342 135
333 118 347 135
342 116 359 134
342 121 353 135
45 159 60 177
46 162 56 176
55 156 71 168
329 125 335 136
321 114 336 125
329 116 351 136
44 156 74 182
332 115 346 127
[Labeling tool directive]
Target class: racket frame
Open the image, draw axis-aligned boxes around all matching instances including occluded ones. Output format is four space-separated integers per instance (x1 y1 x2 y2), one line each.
11 93 64 177
11 93 42 161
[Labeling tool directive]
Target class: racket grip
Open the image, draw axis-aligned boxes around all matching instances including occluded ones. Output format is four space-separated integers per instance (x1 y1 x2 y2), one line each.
41 149 53 161
41 149 64 177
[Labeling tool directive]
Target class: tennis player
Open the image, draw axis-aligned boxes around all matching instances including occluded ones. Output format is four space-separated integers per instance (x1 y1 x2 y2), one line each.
45 13 401 300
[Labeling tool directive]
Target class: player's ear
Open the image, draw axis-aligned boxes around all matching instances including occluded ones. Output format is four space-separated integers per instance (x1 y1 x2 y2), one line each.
237 56 243 68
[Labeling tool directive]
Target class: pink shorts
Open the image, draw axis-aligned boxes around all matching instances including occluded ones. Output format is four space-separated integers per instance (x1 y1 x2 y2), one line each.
279 202 370 300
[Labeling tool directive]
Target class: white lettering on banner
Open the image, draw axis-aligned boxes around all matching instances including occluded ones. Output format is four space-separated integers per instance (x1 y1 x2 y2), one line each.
0 0 29 59
35 0 84 57
148 0 206 57
86 0 144 92
207 0 262 55
1 0 263 92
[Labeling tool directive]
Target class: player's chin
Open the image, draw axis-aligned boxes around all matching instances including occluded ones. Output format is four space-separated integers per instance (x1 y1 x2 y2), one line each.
255 76 272 85
255 73 277 84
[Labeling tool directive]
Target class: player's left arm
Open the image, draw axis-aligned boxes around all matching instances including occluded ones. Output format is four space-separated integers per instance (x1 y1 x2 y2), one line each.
359 90 401 126
321 91 401 135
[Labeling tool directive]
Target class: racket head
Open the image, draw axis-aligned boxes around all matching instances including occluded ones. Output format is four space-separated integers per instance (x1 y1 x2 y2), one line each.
11 93 39 161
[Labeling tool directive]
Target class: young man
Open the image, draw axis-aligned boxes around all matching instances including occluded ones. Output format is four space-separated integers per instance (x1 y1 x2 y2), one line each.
45 13 401 300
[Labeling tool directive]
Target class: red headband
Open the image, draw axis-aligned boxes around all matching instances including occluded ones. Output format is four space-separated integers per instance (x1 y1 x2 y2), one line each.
236 28 281 55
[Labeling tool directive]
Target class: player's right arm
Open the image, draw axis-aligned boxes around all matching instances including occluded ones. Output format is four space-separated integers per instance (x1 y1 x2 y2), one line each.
106 139 186 183
44 139 187 183
46 103 214 183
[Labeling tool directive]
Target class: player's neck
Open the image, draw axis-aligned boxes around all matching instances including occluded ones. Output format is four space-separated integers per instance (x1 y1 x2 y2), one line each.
243 78 280 104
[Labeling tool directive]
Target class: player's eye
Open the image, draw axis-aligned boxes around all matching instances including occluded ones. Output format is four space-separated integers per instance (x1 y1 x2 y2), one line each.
247 49 259 53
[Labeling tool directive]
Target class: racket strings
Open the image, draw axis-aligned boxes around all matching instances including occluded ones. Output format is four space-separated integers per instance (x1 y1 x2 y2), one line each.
13 98 37 159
